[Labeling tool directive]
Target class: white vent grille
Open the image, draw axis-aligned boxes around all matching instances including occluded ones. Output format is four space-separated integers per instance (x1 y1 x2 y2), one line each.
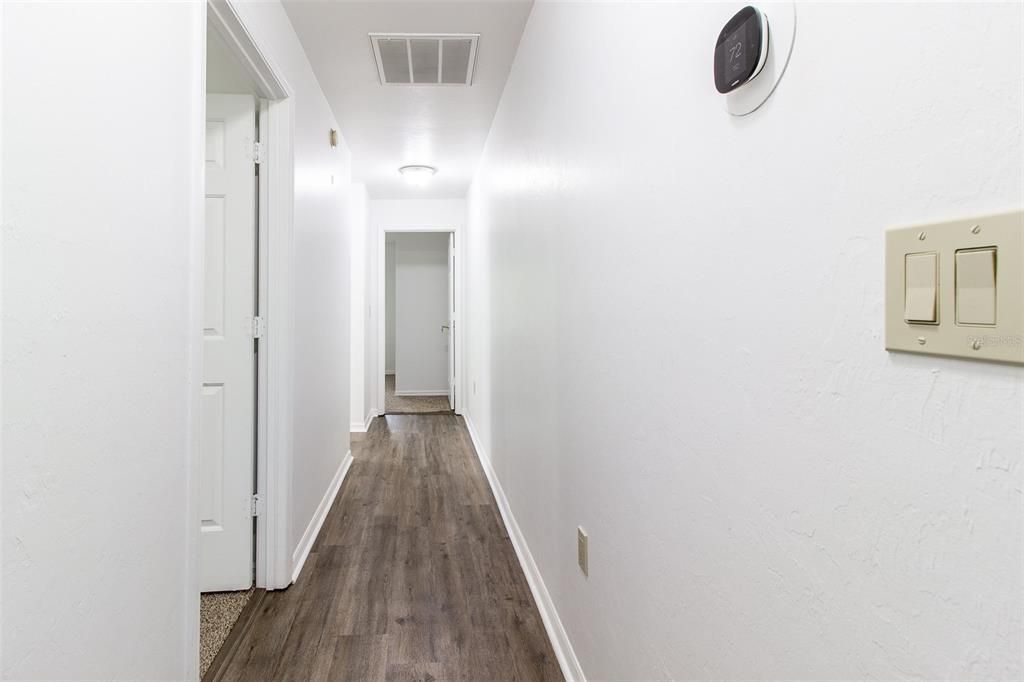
370 33 479 86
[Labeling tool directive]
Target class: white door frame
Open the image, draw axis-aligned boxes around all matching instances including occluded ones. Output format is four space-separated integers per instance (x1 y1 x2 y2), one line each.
377 226 466 416
201 0 295 598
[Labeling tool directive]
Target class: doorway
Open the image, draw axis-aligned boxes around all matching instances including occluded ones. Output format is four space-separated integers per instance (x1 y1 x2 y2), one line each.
197 3 296 677
200 21 261 677
383 232 456 414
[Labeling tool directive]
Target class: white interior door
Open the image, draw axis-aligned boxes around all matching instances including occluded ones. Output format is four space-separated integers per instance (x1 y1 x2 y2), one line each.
201 94 257 592
448 233 456 409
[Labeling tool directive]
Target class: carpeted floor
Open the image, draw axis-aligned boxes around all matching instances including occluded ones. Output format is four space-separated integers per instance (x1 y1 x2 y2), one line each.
200 588 253 678
385 374 452 413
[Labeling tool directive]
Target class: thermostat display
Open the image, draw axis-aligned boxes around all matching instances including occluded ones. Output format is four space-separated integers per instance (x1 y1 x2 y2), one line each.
714 6 769 93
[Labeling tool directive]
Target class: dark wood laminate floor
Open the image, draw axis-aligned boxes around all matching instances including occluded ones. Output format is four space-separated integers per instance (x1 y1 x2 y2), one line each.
213 414 563 682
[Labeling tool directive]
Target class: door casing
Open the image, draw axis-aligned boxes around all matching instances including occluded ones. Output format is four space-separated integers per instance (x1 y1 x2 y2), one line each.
448 232 456 409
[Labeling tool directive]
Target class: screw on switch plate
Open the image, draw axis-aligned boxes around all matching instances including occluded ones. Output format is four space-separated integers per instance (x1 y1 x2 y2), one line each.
577 527 588 577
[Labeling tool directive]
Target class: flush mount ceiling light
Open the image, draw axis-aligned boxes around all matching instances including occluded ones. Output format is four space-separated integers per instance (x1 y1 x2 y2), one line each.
399 165 438 185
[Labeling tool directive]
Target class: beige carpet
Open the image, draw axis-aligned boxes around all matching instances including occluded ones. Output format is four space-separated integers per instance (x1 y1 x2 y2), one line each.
385 374 452 413
200 588 252 678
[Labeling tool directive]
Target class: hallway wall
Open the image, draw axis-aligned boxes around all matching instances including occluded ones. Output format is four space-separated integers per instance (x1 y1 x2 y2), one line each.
385 241 397 373
465 2 1023 679
350 183 370 431
1 2 205 678
231 1 355 574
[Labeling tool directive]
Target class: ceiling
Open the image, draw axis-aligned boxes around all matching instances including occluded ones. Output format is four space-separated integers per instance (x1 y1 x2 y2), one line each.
283 1 534 199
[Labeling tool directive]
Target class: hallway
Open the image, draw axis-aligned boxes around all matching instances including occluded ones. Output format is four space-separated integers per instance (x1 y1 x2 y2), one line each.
3 2 1023 679
210 415 562 681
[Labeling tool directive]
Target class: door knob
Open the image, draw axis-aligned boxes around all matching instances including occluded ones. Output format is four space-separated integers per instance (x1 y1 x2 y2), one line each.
441 324 450 332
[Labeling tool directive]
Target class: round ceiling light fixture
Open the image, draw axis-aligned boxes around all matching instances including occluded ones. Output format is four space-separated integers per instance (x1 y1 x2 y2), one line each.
398 164 437 185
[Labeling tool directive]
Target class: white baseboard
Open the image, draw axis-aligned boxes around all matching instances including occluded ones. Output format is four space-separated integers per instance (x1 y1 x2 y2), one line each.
394 389 448 397
290 449 352 584
350 412 375 433
462 416 585 682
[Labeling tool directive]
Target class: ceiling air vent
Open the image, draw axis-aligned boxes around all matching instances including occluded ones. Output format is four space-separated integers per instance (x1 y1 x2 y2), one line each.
370 33 479 86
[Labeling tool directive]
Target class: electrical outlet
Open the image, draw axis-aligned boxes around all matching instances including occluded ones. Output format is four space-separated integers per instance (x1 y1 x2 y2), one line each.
577 527 588 577
473 380 477 395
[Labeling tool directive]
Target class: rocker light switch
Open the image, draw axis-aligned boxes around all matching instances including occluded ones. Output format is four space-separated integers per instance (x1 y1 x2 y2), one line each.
885 211 1023 365
904 252 938 323
955 247 997 326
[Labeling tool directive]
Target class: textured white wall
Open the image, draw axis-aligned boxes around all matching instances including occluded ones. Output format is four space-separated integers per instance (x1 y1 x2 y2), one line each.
394 233 450 395
1 2 205 678
231 1 354 565
466 2 1023 679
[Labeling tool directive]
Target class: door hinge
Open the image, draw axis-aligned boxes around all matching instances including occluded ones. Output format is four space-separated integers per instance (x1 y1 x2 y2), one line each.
252 141 265 165
251 494 262 517
251 316 266 339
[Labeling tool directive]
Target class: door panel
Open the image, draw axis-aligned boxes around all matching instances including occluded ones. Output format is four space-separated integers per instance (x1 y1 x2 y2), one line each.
200 384 226 531
201 94 257 592
204 197 226 333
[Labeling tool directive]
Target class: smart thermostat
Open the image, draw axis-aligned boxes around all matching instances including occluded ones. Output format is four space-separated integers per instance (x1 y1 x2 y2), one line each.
714 6 770 93
715 3 796 116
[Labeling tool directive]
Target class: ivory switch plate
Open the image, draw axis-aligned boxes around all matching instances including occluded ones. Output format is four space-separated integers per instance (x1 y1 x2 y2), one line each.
886 211 1023 364
577 527 588 577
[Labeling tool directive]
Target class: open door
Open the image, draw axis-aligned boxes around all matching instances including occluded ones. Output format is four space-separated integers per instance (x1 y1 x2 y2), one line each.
448 233 456 410
201 94 258 592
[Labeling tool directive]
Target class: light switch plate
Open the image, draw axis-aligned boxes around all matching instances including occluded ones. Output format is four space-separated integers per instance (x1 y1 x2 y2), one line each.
577 527 588 577
885 210 1023 364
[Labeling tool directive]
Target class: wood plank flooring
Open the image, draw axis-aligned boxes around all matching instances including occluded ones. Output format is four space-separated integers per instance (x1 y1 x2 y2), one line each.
384 375 453 414
212 414 563 682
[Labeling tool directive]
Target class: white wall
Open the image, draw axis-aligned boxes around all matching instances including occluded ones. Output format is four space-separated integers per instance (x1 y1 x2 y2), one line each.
0 6 4 669
366 199 465 412
230 1 354 570
371 199 466 232
466 3 1023 680
1 2 205 678
393 233 450 395
349 183 369 431
385 241 396 373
